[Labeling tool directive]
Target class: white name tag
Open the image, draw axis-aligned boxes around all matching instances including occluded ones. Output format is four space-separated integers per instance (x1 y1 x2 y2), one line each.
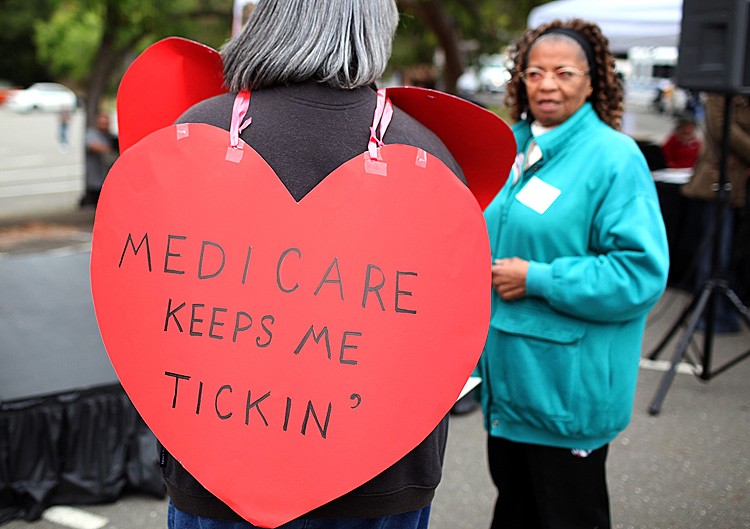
515 176 561 214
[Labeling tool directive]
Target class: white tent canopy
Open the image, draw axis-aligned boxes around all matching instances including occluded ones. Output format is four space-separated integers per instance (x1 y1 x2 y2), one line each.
527 0 683 55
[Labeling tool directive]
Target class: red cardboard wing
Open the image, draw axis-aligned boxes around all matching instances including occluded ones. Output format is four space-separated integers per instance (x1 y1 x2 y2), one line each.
116 38 515 208
116 37 226 153
387 87 515 210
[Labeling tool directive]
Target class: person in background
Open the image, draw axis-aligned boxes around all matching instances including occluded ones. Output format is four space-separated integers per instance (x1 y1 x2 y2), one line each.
734 176 750 305
80 112 118 207
661 114 702 169
653 78 674 114
684 89 704 122
58 107 72 152
161 1 465 528
477 18 669 529
681 93 750 332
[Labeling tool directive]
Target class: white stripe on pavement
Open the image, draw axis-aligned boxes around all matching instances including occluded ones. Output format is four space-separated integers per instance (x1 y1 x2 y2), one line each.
41 506 109 529
0 153 47 169
0 180 82 198
639 357 701 376
0 163 82 184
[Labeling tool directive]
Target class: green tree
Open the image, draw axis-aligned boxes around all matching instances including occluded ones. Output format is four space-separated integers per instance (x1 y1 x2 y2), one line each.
0 0 57 86
35 0 231 125
397 0 550 93
30 0 549 125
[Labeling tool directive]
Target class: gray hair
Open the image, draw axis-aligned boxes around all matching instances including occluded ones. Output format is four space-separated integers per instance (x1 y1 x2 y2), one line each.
222 0 399 91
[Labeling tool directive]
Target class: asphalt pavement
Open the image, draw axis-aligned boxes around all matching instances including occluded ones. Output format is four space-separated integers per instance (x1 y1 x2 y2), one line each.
1 104 749 529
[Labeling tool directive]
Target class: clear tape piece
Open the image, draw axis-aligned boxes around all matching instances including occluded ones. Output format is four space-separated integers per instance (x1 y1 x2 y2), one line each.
176 124 190 140
416 149 428 168
226 146 244 163
363 153 387 176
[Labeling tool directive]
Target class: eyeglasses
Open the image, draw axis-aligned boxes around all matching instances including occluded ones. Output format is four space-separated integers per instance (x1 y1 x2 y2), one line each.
519 67 589 85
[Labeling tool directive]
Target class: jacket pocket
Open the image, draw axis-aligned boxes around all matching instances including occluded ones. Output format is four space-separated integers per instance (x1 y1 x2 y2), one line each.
488 308 586 422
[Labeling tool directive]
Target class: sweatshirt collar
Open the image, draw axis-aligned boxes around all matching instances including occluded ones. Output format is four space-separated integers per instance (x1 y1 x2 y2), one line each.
516 102 599 160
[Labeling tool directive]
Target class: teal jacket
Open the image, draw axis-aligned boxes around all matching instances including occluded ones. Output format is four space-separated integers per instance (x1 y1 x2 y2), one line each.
477 103 669 450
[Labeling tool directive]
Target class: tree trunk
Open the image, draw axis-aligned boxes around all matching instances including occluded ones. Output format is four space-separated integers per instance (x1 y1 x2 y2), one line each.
399 0 464 94
84 3 142 127
84 48 113 126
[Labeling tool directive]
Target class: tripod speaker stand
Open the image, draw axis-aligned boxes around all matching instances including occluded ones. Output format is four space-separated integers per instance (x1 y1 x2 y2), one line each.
647 95 750 416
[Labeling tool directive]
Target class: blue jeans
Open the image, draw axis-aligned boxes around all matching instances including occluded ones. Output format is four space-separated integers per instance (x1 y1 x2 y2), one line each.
168 501 431 529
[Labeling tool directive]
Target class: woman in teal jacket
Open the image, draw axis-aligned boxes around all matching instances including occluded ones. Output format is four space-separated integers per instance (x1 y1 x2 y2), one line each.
477 19 669 529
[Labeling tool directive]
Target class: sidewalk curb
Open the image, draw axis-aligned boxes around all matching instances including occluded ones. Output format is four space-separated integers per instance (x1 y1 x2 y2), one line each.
0 207 96 230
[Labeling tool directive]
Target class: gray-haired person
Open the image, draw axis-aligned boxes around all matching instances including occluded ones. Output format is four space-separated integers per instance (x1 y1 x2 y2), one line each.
161 1 465 528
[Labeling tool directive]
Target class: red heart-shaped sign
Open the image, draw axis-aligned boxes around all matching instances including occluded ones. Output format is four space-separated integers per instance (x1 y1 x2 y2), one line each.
90 124 490 527
116 37 515 209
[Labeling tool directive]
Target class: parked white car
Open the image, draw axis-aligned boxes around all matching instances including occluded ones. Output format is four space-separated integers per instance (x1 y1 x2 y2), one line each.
478 62 510 93
457 68 480 95
6 82 77 113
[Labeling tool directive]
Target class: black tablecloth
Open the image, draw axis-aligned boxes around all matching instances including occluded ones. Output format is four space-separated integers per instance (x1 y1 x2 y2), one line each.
655 181 702 290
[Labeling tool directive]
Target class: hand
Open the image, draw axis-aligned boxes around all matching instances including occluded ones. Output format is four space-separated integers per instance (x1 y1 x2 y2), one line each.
491 257 529 301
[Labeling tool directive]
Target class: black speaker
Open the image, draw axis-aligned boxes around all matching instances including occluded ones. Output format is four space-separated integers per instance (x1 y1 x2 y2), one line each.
676 0 750 94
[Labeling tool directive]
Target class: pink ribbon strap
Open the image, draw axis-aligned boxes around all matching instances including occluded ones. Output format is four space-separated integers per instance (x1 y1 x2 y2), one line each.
368 88 393 160
230 90 253 148
227 90 253 163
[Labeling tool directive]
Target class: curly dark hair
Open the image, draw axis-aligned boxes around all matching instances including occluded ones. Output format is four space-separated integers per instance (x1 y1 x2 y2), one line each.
503 18 624 130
